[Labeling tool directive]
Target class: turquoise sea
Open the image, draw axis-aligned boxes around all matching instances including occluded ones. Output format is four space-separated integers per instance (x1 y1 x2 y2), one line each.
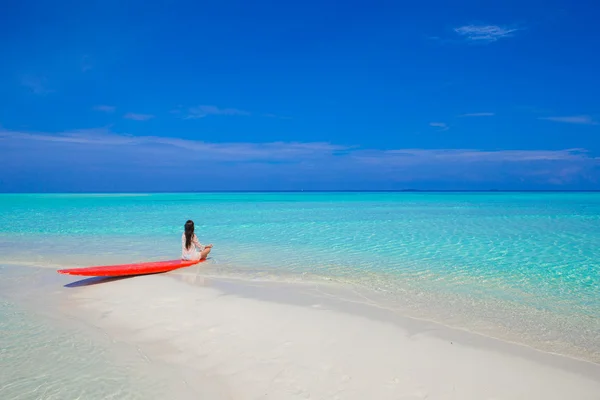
1 192 600 397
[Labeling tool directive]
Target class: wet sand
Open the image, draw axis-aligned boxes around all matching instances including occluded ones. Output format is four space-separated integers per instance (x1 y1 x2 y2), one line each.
37 268 600 400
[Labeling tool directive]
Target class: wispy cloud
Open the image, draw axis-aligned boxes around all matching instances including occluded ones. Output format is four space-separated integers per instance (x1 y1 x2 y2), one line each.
1 128 598 188
184 105 250 119
124 113 154 121
21 75 52 95
538 115 599 125
93 105 116 113
361 148 592 164
1 128 593 165
429 122 449 131
460 112 495 117
0 129 136 145
0 129 345 162
454 25 519 43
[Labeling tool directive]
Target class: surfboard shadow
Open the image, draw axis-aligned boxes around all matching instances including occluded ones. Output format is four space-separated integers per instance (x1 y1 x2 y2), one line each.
63 270 176 288
64 276 135 288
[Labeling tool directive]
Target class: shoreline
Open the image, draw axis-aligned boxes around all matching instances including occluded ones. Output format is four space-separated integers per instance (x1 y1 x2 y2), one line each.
2 191 599 370
178 272 600 368
3 264 600 399
3 259 600 365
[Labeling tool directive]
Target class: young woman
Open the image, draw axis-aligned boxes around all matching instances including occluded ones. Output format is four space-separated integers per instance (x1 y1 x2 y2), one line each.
182 220 212 261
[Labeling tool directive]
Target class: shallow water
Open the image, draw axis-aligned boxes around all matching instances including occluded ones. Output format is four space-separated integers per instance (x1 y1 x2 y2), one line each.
1 192 599 362
0 266 204 400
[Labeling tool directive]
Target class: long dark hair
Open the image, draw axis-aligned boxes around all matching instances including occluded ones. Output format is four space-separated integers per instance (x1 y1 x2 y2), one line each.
184 220 194 250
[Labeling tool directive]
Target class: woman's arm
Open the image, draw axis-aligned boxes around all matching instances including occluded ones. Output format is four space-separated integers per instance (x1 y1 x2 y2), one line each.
192 234 203 250
193 234 213 250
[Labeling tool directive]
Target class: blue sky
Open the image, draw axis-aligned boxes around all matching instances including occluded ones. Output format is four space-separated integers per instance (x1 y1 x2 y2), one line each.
1 0 599 191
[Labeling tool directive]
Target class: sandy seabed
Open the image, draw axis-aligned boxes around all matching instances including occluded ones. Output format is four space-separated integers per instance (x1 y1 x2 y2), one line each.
19 266 594 400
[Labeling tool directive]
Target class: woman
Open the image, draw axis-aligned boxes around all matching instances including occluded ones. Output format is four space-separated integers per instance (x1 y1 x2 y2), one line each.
182 220 212 261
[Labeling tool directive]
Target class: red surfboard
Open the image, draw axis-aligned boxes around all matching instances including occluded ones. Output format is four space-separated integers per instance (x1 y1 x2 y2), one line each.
57 259 205 277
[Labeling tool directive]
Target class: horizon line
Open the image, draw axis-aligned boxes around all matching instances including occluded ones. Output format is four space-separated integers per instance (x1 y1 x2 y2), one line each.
2 190 600 194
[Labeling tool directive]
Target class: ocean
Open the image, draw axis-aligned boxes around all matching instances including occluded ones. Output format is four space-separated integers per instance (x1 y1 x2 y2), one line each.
1 192 599 397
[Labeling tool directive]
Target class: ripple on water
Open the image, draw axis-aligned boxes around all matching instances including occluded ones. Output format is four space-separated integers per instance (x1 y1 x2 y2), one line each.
0 289 199 400
1 192 599 363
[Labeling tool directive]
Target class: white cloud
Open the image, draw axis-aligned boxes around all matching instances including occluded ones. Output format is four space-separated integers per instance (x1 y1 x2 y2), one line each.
2 128 596 167
184 105 250 119
539 115 598 125
124 113 154 121
460 112 495 117
429 122 449 131
355 148 592 165
93 105 116 113
0 129 137 145
0 129 345 162
454 25 519 43
2 128 598 187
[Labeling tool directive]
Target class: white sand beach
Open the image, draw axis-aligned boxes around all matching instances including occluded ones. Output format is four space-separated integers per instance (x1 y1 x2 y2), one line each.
43 270 600 400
